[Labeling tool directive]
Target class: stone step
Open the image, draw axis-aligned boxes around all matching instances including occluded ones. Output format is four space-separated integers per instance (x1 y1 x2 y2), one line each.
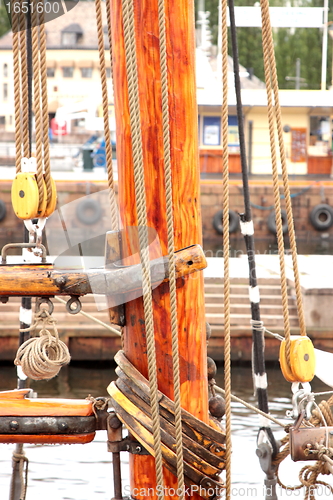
205 312 300 327
205 303 297 316
204 293 294 305
204 283 286 295
205 276 282 286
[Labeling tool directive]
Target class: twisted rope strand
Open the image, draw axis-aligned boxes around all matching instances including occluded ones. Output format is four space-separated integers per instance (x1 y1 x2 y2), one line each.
260 3 291 364
12 8 22 172
157 0 185 495
221 0 231 497
38 13 52 202
121 0 164 496
95 0 118 230
260 0 306 337
31 0 44 205
19 9 30 159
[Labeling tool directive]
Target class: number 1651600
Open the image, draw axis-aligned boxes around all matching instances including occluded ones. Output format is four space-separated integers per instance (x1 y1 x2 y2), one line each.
6 1 60 14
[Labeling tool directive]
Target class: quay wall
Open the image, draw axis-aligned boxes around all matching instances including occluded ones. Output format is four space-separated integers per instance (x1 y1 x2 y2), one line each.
1 179 333 244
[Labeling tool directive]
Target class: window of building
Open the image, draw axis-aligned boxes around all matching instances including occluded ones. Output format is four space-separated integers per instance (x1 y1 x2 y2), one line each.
308 116 331 156
201 115 239 148
61 24 83 47
3 63 8 78
106 67 111 79
9 115 12 125
0 116 5 125
47 67 55 77
62 67 74 78
3 83 8 101
80 67 92 78
203 116 221 146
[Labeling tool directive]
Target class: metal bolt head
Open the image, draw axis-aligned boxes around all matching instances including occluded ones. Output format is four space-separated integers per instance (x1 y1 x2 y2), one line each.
9 420 19 431
136 445 141 452
304 353 309 361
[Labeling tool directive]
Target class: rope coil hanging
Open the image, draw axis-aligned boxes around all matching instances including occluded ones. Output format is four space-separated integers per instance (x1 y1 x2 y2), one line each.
14 308 70 380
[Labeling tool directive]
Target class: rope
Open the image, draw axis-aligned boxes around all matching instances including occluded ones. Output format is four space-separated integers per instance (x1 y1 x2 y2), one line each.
95 0 118 230
19 7 30 159
214 385 286 428
53 296 122 336
38 13 52 202
9 446 28 500
14 310 71 380
31 0 44 205
121 0 164 496
221 0 232 496
157 0 185 495
274 396 333 495
12 9 22 172
260 0 307 371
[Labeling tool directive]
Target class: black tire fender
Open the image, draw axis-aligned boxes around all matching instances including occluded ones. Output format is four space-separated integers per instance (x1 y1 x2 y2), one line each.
76 198 102 226
309 204 333 231
213 209 239 234
0 199 6 222
267 209 288 235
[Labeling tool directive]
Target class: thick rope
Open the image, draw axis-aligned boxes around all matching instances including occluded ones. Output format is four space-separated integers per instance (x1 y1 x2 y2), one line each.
14 310 71 380
221 0 231 496
157 0 185 495
121 0 164 496
19 10 30 159
259 9 292 364
260 0 306 339
260 0 307 369
31 0 44 205
274 396 333 495
95 0 118 230
38 15 52 203
12 9 22 172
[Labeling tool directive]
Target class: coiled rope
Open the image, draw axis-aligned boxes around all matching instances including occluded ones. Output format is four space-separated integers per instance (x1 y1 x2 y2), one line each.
14 309 70 380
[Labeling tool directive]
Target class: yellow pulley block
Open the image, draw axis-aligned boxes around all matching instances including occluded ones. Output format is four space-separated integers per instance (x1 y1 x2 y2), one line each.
43 176 57 217
279 335 315 383
11 172 40 220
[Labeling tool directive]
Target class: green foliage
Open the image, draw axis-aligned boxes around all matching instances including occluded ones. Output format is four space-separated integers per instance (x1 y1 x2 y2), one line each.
0 2 10 38
197 0 333 89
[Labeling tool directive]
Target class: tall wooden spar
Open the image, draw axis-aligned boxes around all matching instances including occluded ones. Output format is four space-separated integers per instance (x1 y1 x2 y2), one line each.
110 0 208 495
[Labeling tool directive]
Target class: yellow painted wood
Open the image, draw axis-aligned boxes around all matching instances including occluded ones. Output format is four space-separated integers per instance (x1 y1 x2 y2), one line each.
11 172 39 219
279 336 315 383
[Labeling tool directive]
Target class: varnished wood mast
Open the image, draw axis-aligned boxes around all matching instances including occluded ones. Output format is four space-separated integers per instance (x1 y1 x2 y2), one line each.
109 0 208 499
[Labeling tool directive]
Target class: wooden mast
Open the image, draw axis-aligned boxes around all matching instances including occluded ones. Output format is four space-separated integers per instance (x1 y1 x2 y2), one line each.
109 0 208 497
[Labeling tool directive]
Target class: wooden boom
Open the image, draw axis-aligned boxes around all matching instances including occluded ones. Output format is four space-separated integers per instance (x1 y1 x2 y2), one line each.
110 0 208 499
0 245 206 296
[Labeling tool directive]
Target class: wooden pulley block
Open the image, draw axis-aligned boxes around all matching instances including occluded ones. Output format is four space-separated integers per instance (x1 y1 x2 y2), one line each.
11 172 40 220
0 389 96 444
279 335 315 383
44 175 57 217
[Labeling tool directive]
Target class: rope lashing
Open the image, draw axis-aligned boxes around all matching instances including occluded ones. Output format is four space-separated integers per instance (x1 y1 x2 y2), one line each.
14 309 70 380
9 447 29 500
220 0 232 495
108 351 226 500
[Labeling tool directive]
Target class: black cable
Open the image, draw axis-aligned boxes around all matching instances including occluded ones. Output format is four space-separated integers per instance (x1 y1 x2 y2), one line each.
228 0 278 458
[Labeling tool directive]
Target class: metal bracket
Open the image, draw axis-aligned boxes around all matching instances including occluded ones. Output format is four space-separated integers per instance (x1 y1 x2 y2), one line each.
256 443 279 500
107 435 150 455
